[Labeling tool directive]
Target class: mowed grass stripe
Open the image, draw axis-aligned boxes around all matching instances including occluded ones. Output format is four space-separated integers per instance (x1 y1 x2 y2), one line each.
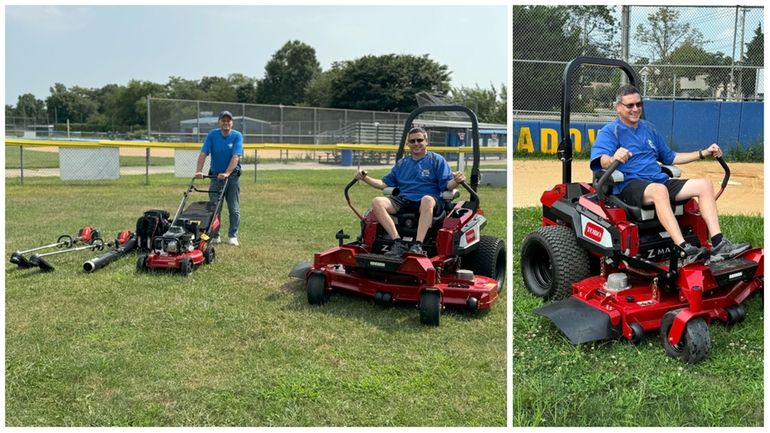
512 207 763 427
5 169 506 426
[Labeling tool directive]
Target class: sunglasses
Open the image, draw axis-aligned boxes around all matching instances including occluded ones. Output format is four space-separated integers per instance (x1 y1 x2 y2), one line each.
408 138 425 144
620 101 643 109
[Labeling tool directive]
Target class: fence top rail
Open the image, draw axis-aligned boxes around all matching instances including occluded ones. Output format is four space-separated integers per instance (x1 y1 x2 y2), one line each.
5 139 506 154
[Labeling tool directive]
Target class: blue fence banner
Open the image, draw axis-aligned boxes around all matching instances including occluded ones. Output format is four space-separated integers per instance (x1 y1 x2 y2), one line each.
513 100 763 154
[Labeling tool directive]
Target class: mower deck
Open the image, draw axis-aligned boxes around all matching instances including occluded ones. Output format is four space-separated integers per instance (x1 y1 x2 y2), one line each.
313 245 499 309
541 248 763 345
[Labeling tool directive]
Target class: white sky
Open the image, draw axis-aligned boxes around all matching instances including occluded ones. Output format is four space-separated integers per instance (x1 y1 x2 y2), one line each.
4 4 508 106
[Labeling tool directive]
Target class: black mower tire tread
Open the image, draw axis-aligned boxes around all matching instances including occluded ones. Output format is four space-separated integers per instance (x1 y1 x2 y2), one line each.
660 309 711 364
136 254 148 273
463 235 506 292
204 246 216 265
521 225 590 301
180 257 194 276
419 290 441 326
307 272 328 305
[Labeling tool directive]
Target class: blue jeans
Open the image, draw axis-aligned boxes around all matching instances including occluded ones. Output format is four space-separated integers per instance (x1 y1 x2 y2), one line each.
209 176 240 238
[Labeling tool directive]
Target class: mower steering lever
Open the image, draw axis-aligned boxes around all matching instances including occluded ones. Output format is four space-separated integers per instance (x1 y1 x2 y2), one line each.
345 171 366 222
596 160 622 201
714 156 730 200
459 181 480 205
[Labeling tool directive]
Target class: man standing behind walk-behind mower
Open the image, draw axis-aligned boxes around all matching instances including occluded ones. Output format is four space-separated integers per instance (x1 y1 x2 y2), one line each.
195 110 243 246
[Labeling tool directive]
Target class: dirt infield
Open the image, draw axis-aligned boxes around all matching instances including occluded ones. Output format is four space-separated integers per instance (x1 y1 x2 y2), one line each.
513 160 764 216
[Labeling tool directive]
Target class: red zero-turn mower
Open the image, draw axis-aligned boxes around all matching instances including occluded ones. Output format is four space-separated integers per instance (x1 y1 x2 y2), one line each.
137 175 226 276
290 105 505 326
520 57 763 363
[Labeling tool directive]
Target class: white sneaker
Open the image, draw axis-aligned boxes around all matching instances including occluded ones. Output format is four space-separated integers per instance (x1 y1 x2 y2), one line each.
228 237 239 246
212 236 221 244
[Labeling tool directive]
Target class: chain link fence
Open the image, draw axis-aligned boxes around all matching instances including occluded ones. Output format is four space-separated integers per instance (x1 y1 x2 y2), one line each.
513 5 764 117
148 97 415 146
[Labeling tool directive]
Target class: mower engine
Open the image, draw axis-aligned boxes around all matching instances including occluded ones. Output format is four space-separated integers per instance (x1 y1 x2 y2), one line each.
155 226 194 254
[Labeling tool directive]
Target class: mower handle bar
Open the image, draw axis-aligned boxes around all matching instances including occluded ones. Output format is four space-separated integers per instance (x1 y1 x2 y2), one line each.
345 171 367 222
190 174 226 194
596 156 731 202
171 176 230 225
714 156 730 200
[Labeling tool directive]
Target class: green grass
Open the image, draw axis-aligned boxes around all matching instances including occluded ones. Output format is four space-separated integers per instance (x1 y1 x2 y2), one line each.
512 207 764 426
5 146 174 169
5 169 506 426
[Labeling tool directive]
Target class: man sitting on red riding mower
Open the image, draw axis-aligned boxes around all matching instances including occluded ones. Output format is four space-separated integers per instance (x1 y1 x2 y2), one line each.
590 84 750 265
354 126 465 256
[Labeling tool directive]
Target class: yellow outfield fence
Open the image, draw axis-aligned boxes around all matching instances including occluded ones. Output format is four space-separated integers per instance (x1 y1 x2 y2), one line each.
5 139 505 153
5 139 507 185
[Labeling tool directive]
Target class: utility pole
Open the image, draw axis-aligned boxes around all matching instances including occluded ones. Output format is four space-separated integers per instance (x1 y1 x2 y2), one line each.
621 6 630 85
729 6 738 99
736 7 748 99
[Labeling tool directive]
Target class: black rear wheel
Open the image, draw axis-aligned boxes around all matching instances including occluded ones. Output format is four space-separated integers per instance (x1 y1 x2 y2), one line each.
463 236 506 293
136 254 148 273
180 257 193 276
204 246 216 264
521 225 590 301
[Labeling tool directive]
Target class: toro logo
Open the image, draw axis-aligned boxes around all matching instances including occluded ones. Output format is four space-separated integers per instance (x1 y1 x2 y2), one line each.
465 229 477 244
584 222 604 242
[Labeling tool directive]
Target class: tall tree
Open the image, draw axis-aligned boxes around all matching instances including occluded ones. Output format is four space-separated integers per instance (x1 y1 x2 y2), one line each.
566 6 619 57
304 69 339 108
329 54 451 112
166 76 207 101
13 93 46 122
634 7 705 61
256 40 321 105
449 84 506 124
112 80 166 131
661 41 731 97
45 83 98 124
511 6 583 111
740 24 764 98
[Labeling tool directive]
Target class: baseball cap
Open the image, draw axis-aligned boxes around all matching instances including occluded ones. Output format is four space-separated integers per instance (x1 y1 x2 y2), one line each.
218 110 234 120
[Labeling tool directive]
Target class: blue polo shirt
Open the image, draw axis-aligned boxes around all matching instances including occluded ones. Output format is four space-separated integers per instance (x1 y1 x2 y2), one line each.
201 128 243 174
382 152 453 202
590 119 676 195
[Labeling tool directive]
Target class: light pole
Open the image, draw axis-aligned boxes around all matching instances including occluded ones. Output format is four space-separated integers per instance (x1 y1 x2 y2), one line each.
639 66 650 97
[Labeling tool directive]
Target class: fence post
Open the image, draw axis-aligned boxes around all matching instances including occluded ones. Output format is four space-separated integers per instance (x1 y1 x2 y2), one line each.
254 149 257 183
146 96 151 185
19 145 24 185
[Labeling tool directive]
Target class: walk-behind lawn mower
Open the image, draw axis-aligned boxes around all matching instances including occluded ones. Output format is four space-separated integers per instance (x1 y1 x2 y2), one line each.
290 105 505 326
137 175 226 276
520 56 763 363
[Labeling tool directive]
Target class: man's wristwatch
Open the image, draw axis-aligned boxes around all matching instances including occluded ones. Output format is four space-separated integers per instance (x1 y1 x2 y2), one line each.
699 149 705 160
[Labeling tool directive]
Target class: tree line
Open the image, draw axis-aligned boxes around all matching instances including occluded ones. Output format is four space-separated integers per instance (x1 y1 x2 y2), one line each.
512 5 764 112
6 40 507 134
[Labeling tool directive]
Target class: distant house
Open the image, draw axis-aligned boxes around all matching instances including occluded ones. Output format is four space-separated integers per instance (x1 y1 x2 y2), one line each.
179 113 273 136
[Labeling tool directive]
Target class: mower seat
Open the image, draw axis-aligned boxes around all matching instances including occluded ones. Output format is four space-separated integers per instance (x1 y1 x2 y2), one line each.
594 164 688 225
383 188 459 238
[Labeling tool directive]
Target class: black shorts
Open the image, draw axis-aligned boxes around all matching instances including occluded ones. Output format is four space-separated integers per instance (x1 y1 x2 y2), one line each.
618 179 689 208
388 195 442 217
